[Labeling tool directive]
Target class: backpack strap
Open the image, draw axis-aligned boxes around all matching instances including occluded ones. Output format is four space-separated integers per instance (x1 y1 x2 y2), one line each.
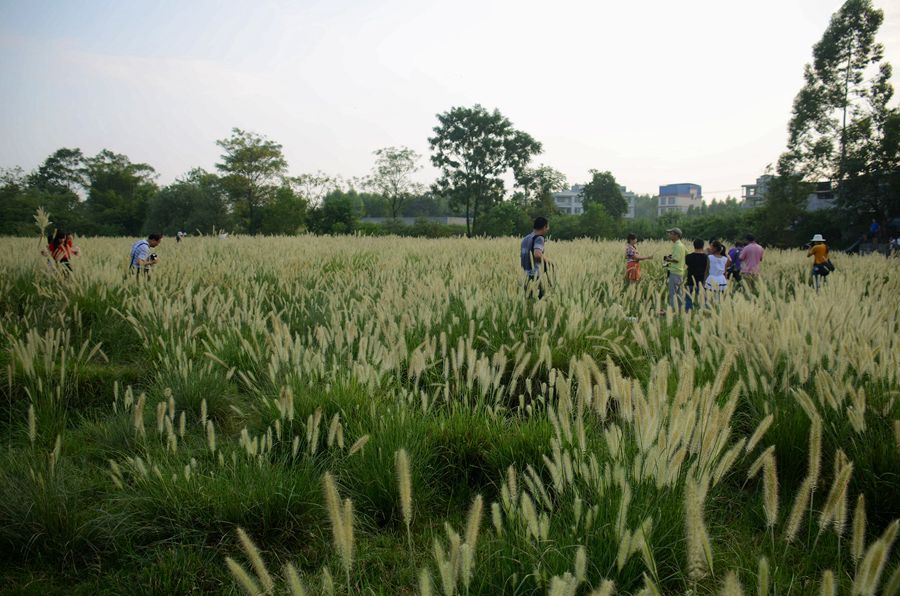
130 240 149 268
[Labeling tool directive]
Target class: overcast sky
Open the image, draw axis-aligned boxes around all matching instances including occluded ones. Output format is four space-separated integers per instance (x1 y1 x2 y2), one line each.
1 0 899 201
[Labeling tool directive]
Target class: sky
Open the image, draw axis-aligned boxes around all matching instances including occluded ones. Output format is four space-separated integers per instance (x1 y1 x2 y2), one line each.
1 0 899 201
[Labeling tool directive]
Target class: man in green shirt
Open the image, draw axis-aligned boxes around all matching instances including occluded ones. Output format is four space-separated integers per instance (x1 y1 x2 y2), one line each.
663 227 686 312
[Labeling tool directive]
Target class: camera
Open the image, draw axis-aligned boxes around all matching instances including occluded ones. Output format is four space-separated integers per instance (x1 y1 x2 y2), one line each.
148 253 158 262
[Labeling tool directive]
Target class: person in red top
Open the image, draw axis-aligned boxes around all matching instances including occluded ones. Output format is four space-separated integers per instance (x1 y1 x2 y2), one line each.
44 230 80 272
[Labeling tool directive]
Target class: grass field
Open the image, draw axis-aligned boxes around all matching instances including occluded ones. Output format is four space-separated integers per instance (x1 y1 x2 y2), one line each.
1 235 898 595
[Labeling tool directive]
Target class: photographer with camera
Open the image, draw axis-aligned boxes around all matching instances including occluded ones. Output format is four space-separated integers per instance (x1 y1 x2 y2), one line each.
129 233 162 278
661 227 686 314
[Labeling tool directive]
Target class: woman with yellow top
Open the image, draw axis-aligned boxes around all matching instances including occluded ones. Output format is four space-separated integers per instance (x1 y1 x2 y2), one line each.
807 233 830 291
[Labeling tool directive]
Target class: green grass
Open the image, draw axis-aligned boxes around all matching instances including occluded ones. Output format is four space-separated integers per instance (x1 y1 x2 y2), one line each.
0 236 898 594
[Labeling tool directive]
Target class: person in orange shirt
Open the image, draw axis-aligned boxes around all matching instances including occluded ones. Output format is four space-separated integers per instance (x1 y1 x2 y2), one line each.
807 233 830 291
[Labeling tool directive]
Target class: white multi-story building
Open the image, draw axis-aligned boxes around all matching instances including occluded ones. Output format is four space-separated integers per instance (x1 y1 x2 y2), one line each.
741 174 836 211
657 183 702 216
553 184 586 215
553 184 636 218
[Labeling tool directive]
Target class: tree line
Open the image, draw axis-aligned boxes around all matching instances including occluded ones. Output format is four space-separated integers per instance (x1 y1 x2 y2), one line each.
1 0 896 246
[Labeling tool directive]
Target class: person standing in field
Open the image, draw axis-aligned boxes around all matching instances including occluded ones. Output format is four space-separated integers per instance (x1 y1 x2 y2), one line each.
869 219 880 248
727 241 744 284
521 217 549 299
739 234 764 290
661 227 686 313
43 229 80 272
625 233 652 283
705 240 730 300
808 233 830 291
130 233 162 278
684 238 708 311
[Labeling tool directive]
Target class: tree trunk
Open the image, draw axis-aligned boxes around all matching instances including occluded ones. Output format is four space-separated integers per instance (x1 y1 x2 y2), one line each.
840 36 853 180
247 188 255 234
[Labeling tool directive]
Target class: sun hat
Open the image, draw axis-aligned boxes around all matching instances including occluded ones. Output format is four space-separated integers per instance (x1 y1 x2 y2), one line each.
810 233 826 242
666 227 683 237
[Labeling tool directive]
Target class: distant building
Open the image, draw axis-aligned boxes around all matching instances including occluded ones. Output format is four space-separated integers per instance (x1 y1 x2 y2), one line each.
553 184 586 215
658 183 702 216
806 181 836 211
741 175 773 208
740 175 836 211
552 184 636 218
622 187 636 219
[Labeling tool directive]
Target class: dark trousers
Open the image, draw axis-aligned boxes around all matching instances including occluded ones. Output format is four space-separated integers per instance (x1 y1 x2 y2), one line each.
524 274 545 299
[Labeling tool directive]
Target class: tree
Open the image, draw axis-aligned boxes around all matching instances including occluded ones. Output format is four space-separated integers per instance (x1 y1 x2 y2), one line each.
28 148 87 195
145 169 233 235
579 203 616 238
633 194 659 219
778 0 898 223
216 128 288 234
753 175 813 247
258 184 308 235
429 105 542 236
84 150 158 236
365 146 423 219
307 191 360 235
0 168 38 235
289 171 341 206
517 165 567 217
581 170 628 218
478 202 531 237
26 148 89 232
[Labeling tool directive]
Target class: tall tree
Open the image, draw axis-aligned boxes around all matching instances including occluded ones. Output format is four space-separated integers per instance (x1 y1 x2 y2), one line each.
25 148 89 231
0 167 38 235
216 128 288 234
517 165 567 217
633 194 659 219
365 146 423 219
28 148 87 195
258 184 308 235
581 170 628 218
145 169 233 235
429 105 542 236
778 0 898 222
84 150 157 236
289 171 341 206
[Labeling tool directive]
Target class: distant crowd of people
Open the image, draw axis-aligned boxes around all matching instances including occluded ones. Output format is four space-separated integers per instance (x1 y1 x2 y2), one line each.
652 227 767 312
520 217 849 309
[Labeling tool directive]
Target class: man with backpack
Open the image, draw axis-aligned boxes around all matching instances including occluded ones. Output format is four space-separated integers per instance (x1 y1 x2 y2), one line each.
521 217 549 299
129 233 162 278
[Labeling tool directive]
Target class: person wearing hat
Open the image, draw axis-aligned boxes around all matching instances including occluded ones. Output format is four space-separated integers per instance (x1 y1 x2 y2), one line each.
662 227 686 312
807 233 830 290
